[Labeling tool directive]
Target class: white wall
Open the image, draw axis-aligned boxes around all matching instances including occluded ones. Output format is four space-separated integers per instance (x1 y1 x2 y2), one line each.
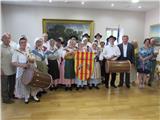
2 4 145 47
144 7 160 38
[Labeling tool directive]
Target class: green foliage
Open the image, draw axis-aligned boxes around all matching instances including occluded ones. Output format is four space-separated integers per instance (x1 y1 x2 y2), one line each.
47 24 83 45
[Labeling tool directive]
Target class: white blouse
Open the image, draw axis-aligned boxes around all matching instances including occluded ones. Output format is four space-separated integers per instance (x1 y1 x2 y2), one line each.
99 44 121 61
12 50 28 78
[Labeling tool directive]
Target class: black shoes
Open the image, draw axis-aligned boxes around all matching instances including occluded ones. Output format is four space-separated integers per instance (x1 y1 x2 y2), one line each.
111 85 117 88
94 86 100 89
148 83 152 87
105 84 117 88
105 85 109 88
49 86 54 91
118 84 123 87
41 90 47 94
24 99 29 104
54 86 58 91
89 86 92 89
69 87 72 91
126 85 130 88
65 87 72 91
76 87 79 90
65 87 68 91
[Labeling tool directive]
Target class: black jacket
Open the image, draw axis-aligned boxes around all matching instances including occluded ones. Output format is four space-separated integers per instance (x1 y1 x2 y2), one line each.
118 43 135 64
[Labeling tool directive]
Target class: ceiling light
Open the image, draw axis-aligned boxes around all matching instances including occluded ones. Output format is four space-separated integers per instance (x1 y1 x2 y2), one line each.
111 3 114 7
64 0 68 2
131 0 139 3
81 1 85 5
138 6 142 9
49 0 52 3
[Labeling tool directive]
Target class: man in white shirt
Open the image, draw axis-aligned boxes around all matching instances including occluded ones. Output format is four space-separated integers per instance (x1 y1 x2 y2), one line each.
99 35 121 88
117 35 135 88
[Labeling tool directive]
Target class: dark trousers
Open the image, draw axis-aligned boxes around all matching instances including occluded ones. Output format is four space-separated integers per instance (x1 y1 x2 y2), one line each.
105 73 116 87
100 59 106 78
1 74 16 102
119 72 130 86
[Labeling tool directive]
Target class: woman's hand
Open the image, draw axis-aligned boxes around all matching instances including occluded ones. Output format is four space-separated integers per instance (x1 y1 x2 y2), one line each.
21 63 30 69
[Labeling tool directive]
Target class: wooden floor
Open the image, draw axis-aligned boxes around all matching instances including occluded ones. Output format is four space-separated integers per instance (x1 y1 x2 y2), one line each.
2 80 160 120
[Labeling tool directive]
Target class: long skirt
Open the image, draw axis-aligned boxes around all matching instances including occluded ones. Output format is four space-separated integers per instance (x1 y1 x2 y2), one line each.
48 60 60 80
36 61 48 74
89 61 101 85
14 76 30 99
64 59 75 79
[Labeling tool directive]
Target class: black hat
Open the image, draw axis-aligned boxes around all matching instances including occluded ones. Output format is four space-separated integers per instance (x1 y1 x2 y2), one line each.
82 33 90 38
70 35 78 40
95 33 102 38
107 35 116 42
56 38 62 43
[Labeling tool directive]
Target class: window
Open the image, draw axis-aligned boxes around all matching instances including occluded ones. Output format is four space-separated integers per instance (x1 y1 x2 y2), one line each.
105 27 123 45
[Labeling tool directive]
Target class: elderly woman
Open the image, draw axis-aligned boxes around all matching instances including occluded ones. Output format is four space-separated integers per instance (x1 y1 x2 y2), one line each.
63 38 77 91
12 36 40 104
45 39 60 90
32 37 48 73
89 42 101 89
32 37 48 95
137 38 153 88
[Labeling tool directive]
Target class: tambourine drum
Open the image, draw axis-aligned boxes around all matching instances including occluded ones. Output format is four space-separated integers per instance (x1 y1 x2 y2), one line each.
105 60 131 73
22 68 52 88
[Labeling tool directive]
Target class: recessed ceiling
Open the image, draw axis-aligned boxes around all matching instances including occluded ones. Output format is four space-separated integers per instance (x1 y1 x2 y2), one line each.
1 0 160 12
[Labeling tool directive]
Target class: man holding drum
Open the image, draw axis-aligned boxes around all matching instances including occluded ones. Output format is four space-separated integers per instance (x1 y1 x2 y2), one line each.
99 35 121 88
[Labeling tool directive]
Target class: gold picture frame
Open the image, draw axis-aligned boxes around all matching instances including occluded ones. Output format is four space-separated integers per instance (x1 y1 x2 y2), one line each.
42 19 94 43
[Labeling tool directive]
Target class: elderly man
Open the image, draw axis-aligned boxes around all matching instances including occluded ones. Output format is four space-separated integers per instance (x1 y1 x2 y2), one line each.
1 33 16 104
118 35 135 88
148 38 158 87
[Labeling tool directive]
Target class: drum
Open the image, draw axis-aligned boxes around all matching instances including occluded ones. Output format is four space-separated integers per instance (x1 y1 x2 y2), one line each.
22 68 52 88
105 60 131 73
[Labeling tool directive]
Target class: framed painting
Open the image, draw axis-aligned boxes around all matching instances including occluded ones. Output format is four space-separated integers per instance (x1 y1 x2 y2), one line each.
42 19 94 44
150 24 160 46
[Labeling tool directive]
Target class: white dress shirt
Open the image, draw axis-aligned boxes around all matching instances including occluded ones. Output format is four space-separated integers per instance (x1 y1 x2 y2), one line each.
123 43 128 57
99 44 121 60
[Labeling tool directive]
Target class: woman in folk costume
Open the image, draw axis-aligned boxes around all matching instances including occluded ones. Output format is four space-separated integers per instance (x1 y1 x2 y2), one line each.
82 37 92 52
75 42 88 90
56 38 67 86
94 33 102 48
45 39 60 90
89 42 101 89
32 37 48 73
99 35 121 88
12 36 40 104
63 37 77 91
32 37 48 95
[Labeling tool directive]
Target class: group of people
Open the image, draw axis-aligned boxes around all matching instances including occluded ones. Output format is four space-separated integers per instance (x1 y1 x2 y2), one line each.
1 32 159 104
